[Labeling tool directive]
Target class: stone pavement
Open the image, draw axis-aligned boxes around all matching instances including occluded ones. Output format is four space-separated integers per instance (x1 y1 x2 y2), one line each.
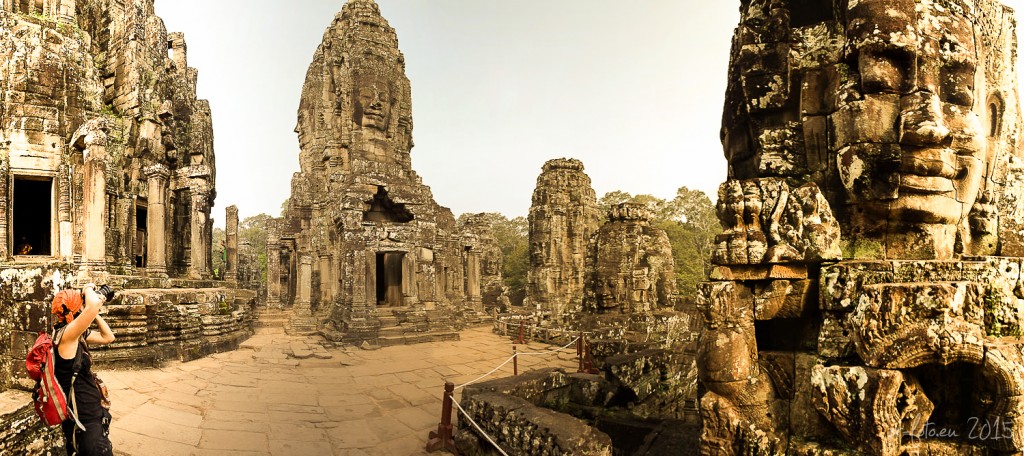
103 325 579 456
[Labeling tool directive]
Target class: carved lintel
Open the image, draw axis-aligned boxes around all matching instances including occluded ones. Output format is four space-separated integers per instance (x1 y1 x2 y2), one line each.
811 365 934 456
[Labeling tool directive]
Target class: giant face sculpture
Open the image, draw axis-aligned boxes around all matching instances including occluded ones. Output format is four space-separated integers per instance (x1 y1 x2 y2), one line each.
839 0 987 230
354 75 394 132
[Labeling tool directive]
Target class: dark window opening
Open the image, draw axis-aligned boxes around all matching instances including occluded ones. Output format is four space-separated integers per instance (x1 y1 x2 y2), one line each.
171 190 191 274
13 177 52 256
908 363 990 439
754 318 818 352
363 186 414 223
989 102 1002 137
136 204 148 267
376 252 404 306
789 0 834 27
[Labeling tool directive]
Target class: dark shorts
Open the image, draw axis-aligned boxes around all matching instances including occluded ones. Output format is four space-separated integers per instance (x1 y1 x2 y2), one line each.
61 409 113 456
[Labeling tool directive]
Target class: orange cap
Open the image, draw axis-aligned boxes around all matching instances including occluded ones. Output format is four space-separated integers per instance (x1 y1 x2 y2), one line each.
51 289 83 324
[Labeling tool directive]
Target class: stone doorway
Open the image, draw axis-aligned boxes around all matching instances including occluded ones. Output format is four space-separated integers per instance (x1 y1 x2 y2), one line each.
13 177 52 256
136 204 148 267
908 362 996 441
376 252 404 306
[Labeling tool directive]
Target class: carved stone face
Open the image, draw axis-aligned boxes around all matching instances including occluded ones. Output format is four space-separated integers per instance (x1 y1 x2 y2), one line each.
354 76 393 132
596 276 621 310
840 0 986 227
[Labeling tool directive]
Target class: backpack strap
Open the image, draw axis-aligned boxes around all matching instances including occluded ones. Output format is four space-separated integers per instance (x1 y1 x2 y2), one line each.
54 326 87 432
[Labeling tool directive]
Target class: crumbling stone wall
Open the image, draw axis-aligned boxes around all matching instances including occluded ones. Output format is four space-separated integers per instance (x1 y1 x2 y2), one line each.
0 3 251 454
0 390 62 455
273 0 500 342
584 203 676 315
0 264 76 392
0 0 216 279
458 213 504 311
527 158 600 320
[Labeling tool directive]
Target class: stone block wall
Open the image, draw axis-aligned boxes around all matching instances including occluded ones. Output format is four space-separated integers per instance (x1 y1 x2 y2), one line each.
0 263 77 391
92 286 256 367
458 369 613 455
0 390 62 455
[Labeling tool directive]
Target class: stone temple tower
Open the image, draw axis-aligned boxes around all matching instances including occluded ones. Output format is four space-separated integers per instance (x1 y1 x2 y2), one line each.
273 0 499 342
527 158 601 320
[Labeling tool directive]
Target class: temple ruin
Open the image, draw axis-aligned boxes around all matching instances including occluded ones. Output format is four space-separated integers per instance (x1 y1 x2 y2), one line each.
457 0 1024 454
526 158 601 320
268 0 499 344
0 1 255 452
585 202 676 316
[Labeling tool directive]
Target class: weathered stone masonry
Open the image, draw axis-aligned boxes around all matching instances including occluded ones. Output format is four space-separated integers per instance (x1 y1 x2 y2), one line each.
270 0 500 344
0 0 254 452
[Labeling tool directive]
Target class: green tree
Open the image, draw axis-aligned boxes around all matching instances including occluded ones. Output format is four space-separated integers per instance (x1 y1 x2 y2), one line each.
457 212 529 305
239 213 274 283
670 187 718 303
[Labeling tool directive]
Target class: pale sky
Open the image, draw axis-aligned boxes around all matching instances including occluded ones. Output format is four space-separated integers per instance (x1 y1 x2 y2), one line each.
153 1 1024 227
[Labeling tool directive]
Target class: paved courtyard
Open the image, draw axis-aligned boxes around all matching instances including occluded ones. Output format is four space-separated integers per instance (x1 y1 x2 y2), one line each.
103 324 578 456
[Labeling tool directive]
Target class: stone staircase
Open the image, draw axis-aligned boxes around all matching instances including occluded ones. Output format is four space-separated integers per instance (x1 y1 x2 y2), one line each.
254 307 290 330
254 306 318 335
376 308 460 346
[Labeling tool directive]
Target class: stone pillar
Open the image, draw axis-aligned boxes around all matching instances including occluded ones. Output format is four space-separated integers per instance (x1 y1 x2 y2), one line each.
297 255 313 313
225 205 238 282
188 187 210 279
319 254 331 304
58 164 72 261
466 251 481 310
57 0 74 21
364 250 376 309
402 253 418 306
266 229 281 308
331 255 340 300
144 165 169 278
78 130 108 275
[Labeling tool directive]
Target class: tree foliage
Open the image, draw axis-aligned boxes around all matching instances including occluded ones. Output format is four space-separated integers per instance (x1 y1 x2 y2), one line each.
240 213 273 283
458 212 529 305
212 214 274 282
598 187 719 304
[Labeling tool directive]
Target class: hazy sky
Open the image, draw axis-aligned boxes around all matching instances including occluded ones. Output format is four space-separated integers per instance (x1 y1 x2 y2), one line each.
153 1 1024 227
153 0 737 226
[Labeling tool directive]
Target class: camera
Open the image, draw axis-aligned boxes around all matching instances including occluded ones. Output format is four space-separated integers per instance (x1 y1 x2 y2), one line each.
96 285 116 302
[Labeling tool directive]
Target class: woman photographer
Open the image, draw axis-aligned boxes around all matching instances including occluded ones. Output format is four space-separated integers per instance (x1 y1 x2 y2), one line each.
52 284 116 456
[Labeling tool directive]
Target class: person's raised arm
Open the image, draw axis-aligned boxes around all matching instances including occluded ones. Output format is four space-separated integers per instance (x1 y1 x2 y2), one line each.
85 314 115 345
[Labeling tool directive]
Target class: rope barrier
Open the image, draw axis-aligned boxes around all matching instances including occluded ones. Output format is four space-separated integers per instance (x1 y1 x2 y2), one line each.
516 336 581 356
455 355 517 390
430 331 588 454
454 335 582 389
454 398 511 456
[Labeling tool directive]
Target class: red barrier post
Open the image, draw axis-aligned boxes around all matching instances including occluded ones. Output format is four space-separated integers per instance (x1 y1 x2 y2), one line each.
513 345 518 376
426 382 459 454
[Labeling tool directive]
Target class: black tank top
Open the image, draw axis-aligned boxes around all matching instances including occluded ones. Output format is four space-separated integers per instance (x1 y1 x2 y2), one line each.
53 330 105 423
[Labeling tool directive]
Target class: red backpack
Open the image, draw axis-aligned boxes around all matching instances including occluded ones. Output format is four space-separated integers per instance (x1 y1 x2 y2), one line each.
25 328 85 430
